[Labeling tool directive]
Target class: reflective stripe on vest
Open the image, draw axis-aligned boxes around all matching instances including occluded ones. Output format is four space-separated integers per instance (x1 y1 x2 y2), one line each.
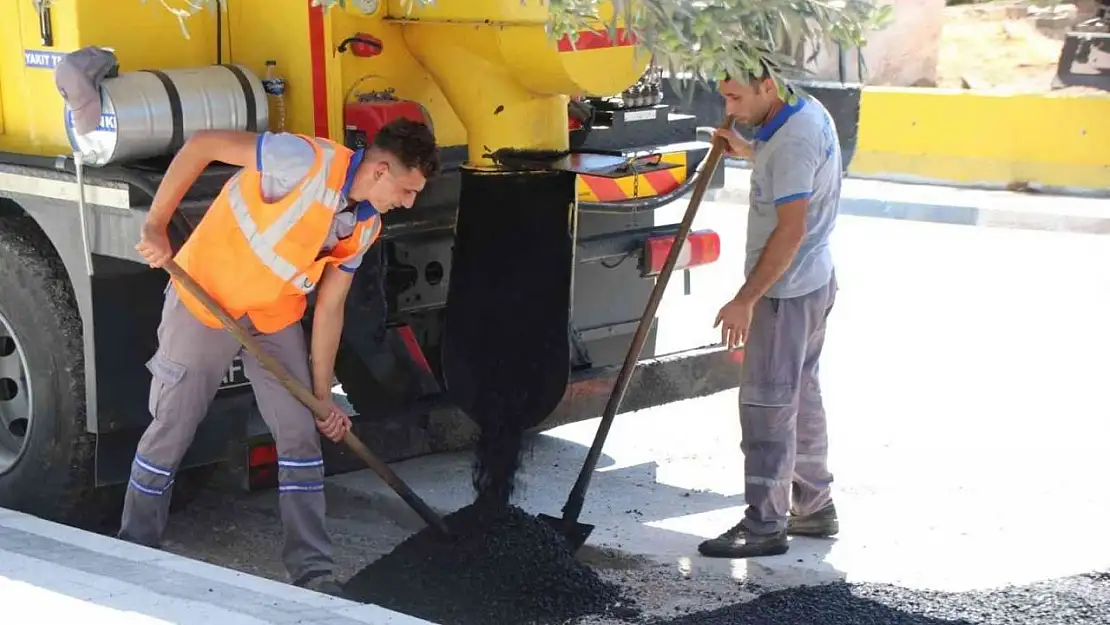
225 139 344 283
288 213 382 295
360 219 378 247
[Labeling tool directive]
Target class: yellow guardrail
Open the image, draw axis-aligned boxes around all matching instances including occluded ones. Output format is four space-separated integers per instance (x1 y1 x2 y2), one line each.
850 87 1110 192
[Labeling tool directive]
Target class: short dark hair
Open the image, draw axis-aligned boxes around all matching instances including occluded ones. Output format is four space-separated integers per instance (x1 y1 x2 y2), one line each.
371 117 441 179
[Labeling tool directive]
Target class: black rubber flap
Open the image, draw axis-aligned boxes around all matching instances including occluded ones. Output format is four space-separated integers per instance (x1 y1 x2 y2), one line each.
442 168 576 431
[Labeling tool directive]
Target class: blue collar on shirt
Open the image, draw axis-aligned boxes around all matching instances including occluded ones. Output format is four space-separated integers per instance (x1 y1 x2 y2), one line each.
342 148 380 223
753 95 807 142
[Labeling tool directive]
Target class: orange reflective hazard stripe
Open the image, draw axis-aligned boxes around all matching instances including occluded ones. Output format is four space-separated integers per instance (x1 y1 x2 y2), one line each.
577 151 687 203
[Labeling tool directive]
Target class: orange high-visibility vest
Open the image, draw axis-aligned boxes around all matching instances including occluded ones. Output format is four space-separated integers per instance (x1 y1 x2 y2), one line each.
173 135 382 334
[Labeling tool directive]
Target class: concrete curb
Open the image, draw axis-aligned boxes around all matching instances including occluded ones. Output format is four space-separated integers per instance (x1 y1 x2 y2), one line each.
0 506 438 625
711 166 1110 235
849 88 1110 193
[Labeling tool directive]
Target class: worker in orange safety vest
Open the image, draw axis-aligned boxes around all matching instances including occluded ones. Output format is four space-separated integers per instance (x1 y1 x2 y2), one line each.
119 118 441 598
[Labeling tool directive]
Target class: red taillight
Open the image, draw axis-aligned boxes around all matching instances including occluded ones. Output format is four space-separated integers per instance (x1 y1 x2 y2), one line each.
247 442 278 491
397 325 433 374
641 229 720 277
249 443 277 468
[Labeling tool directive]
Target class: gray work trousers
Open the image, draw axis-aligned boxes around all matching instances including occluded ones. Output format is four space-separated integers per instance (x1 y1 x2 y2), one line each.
739 273 837 535
119 284 333 583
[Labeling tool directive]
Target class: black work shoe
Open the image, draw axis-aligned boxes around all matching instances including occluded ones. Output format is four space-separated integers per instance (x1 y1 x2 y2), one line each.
294 572 347 599
788 503 839 537
697 523 789 559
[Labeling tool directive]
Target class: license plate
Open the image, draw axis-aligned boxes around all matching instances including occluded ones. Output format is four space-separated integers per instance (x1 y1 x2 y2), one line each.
623 109 658 122
219 357 251 390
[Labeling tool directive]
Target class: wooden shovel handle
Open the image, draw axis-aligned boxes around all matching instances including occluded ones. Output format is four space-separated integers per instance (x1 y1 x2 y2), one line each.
162 259 451 535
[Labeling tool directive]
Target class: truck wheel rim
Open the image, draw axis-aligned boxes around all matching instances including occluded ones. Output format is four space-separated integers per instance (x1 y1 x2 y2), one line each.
0 311 32 473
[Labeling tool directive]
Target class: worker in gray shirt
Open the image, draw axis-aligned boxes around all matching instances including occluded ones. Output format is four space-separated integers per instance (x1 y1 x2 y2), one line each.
698 66 842 559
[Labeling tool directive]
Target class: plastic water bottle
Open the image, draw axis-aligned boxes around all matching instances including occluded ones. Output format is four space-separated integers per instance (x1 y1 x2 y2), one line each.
263 60 287 133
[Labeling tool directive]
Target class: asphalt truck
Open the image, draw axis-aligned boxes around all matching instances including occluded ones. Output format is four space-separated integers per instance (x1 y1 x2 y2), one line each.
0 0 857 529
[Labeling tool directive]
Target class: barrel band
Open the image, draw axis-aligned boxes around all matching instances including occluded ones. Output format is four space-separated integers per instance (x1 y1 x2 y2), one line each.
142 70 185 152
221 64 259 133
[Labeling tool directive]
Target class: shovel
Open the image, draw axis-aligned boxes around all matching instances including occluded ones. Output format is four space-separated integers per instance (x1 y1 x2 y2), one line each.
162 259 451 536
538 117 734 551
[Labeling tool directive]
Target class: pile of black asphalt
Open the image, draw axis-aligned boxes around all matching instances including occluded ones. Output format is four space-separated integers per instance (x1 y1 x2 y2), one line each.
574 571 1110 625
343 503 640 625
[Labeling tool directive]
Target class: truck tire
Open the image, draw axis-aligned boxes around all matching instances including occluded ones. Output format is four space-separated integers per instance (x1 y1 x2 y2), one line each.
0 211 114 529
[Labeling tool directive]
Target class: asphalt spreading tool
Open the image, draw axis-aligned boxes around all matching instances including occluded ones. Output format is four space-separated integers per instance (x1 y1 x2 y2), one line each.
162 259 451 536
538 117 734 551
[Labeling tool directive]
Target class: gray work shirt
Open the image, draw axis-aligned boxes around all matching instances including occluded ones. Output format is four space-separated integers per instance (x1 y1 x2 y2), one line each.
256 131 377 273
745 94 842 299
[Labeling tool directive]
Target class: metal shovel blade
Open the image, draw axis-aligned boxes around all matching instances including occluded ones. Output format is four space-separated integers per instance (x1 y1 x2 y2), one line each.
537 512 595 553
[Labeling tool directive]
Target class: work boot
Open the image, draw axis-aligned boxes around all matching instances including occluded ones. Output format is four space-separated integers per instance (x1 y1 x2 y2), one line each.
293 572 347 599
697 523 788 559
788 503 839 537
